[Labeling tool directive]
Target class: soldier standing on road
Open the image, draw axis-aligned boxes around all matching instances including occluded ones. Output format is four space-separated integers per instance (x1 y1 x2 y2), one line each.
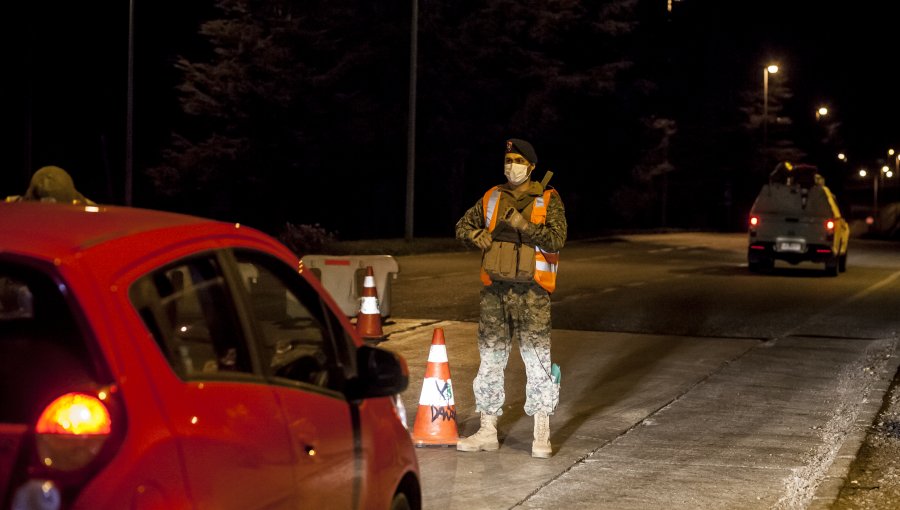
454 138 567 458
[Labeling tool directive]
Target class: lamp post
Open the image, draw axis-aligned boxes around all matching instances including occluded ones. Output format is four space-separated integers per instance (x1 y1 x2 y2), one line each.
815 106 828 120
861 168 878 227
890 149 899 181
874 170 879 227
763 64 779 160
404 0 418 241
125 0 135 206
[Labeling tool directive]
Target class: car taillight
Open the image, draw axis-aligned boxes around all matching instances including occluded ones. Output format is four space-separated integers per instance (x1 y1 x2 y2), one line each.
11 388 121 509
34 392 112 472
749 215 759 227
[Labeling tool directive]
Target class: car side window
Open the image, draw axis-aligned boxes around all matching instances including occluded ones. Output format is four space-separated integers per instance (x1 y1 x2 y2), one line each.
130 255 253 379
234 252 350 391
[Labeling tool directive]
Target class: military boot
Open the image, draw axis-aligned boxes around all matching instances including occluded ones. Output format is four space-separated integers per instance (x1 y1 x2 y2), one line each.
457 413 499 452
531 412 552 458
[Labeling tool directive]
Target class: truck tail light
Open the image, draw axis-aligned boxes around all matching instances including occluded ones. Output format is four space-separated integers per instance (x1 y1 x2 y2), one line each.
749 215 760 228
35 392 112 472
825 219 835 240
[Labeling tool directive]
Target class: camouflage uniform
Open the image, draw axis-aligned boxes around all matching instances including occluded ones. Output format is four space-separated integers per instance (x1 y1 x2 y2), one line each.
455 180 567 416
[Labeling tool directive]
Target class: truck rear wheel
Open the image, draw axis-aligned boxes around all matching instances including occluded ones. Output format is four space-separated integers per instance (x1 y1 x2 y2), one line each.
825 256 839 277
748 251 773 273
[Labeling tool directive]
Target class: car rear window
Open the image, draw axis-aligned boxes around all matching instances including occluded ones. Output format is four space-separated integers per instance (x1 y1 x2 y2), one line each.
752 183 836 217
0 263 97 424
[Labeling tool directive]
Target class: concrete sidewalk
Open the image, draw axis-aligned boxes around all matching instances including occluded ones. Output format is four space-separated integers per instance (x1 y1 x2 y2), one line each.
381 320 899 510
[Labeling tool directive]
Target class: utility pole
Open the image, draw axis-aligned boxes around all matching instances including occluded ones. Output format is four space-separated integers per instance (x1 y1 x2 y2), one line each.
125 0 135 206
404 0 418 241
762 64 778 170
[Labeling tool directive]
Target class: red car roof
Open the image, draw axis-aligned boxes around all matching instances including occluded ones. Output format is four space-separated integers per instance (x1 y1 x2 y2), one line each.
0 202 290 264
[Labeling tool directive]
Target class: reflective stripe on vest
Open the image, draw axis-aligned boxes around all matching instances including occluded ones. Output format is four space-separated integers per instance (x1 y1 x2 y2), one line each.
483 187 502 230
480 187 560 293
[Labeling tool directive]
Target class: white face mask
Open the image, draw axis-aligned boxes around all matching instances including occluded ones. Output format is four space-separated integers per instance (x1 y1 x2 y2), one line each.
504 162 530 186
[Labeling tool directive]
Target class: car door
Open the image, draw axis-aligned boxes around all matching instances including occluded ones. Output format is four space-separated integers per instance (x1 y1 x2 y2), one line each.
129 254 297 509
230 250 355 509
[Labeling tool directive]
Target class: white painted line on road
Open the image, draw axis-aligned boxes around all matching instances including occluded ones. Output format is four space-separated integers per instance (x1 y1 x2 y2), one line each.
782 269 900 347
844 269 900 304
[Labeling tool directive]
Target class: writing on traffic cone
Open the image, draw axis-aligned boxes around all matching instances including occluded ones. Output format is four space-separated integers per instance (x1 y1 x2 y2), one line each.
356 266 385 342
412 327 459 446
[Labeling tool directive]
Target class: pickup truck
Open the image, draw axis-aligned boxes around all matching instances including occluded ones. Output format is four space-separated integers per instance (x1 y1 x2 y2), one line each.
747 162 850 276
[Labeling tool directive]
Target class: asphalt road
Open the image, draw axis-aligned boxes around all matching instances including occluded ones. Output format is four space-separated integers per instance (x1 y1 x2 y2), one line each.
379 232 900 509
389 232 900 339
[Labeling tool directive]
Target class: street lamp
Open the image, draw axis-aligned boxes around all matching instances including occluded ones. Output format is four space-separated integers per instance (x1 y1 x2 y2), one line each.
763 64 779 153
837 153 847 162
815 106 829 120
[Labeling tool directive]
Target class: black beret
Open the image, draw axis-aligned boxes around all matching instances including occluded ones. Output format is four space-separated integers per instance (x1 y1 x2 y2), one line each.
505 138 537 165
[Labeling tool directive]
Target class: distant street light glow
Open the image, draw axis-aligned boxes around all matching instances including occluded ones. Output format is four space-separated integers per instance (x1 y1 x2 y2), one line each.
837 153 847 161
817 107 828 116
859 169 868 177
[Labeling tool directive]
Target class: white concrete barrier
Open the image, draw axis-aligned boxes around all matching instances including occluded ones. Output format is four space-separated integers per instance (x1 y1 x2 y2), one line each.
301 254 399 318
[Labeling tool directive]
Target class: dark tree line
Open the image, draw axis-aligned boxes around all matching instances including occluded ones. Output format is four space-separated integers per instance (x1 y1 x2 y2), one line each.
146 0 805 239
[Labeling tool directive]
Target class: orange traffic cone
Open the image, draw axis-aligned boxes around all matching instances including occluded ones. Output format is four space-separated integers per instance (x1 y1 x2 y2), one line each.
356 266 384 342
412 327 459 446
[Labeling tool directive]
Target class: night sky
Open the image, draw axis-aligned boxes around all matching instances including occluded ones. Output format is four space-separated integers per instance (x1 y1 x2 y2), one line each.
736 2 900 159
5 1 900 236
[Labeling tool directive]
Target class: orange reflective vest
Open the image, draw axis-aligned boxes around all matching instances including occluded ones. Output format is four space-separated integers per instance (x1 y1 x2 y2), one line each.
479 186 560 293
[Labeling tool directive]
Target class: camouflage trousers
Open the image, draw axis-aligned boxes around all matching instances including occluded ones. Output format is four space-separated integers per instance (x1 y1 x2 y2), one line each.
473 282 559 416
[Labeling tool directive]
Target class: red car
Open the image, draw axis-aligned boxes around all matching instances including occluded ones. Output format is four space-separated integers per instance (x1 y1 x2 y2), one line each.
0 202 420 510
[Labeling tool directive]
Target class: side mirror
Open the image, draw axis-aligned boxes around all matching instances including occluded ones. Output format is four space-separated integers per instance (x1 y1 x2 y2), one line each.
346 345 409 400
